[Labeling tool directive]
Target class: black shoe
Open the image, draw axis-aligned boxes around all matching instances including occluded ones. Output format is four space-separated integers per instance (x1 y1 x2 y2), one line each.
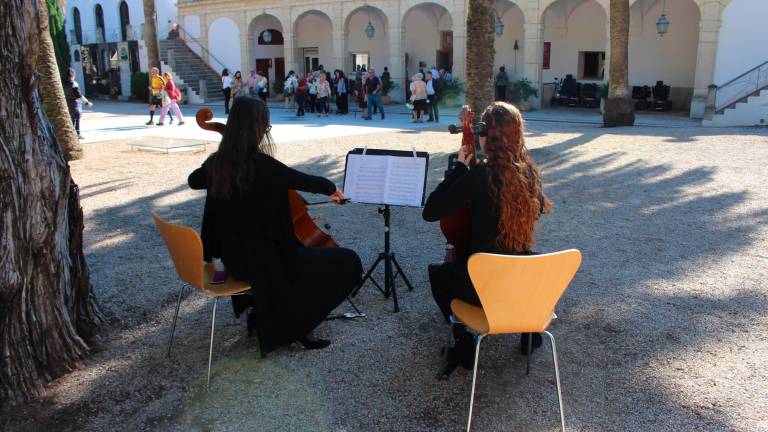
300 335 331 350
519 333 543 356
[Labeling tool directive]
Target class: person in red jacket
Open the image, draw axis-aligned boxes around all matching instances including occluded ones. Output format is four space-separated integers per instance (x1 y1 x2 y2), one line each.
158 72 185 126
295 74 309 117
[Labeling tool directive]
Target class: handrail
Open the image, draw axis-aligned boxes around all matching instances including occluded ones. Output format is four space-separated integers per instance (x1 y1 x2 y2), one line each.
714 60 768 112
171 21 228 73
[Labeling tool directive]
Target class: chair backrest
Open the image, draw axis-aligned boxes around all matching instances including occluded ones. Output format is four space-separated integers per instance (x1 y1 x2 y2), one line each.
151 212 204 290
467 250 582 334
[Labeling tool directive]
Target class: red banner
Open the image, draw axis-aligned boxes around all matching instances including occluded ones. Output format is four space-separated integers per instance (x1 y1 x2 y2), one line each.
543 42 551 70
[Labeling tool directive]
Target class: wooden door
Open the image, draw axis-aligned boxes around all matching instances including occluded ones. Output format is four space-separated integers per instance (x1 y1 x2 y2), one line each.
255 58 271 76
275 57 285 83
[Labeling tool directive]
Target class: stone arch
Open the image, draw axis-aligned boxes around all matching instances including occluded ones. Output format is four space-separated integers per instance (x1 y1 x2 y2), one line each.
494 0 526 81
539 0 609 21
208 16 242 73
344 5 389 72
402 2 454 76
248 14 286 83
293 10 334 74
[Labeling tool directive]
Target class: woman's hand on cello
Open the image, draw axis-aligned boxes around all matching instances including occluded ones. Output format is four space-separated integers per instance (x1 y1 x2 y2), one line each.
458 146 473 167
330 189 346 205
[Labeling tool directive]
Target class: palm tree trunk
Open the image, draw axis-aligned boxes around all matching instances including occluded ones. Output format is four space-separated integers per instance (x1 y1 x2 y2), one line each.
603 0 635 127
38 0 81 160
0 0 102 407
465 0 496 115
142 0 161 70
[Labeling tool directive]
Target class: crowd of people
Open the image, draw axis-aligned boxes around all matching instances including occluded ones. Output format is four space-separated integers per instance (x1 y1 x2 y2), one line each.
219 63 452 122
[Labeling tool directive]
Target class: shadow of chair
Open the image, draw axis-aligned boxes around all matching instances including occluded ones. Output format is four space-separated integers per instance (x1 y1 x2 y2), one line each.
151 212 252 390
450 249 582 431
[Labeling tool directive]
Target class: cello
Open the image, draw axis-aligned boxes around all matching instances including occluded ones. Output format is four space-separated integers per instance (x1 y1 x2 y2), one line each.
441 105 477 261
195 107 338 248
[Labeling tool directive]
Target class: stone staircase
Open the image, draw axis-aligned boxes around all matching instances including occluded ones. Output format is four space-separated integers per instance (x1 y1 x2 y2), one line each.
703 89 767 127
159 38 223 103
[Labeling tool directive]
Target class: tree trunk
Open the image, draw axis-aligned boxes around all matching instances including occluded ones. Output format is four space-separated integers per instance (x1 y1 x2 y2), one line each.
465 0 496 115
0 0 102 407
38 0 81 161
142 0 161 70
603 0 635 127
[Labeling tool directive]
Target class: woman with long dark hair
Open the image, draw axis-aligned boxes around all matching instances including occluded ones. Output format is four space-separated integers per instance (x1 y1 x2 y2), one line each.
188 97 362 355
422 102 551 370
221 68 231 114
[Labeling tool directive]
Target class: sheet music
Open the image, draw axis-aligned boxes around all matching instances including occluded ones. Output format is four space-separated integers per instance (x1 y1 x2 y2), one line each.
344 153 427 207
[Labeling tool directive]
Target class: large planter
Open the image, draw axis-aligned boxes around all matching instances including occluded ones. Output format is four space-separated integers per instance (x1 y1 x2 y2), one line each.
382 95 391 105
441 96 459 108
517 100 532 111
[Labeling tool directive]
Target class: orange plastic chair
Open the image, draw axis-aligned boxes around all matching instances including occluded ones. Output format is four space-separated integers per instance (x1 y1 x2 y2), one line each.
450 249 582 432
151 212 251 390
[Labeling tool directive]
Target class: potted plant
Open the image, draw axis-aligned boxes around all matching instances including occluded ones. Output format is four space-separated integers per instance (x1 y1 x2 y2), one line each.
439 78 465 108
381 75 398 104
598 81 609 113
510 78 538 111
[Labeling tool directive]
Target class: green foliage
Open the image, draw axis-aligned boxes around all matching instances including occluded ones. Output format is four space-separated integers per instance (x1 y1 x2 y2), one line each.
46 0 70 82
382 75 398 96
272 80 283 95
131 72 149 101
598 82 610 99
440 78 465 100
509 78 538 102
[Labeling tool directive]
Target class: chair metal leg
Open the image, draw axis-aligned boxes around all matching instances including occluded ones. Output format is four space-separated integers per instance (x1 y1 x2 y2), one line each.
526 333 533 375
543 331 565 432
466 334 485 432
206 297 218 391
166 284 186 358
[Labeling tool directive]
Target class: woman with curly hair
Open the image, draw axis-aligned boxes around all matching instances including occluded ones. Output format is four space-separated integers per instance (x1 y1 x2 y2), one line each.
422 101 552 371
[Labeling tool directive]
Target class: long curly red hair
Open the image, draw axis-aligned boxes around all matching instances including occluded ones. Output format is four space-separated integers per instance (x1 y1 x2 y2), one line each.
481 102 551 252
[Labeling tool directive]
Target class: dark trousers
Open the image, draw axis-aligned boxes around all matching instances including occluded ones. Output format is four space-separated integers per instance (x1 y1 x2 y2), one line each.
495 86 507 101
427 95 439 121
70 109 81 134
295 93 306 116
308 94 317 112
428 262 480 323
336 93 348 113
317 96 329 114
223 88 231 113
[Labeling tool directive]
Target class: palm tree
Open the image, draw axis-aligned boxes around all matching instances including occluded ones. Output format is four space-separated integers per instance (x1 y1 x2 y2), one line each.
465 0 496 115
603 0 635 126
142 0 161 69
0 0 101 406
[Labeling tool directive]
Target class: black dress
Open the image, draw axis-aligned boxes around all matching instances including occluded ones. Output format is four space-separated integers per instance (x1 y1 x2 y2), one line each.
188 153 362 355
422 163 535 321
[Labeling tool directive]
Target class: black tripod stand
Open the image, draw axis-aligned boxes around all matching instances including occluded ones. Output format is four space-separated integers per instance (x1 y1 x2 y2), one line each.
351 205 414 312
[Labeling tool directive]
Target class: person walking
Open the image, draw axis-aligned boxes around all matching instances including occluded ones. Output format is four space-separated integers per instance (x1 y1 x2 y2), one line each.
334 70 348 114
231 71 245 99
248 70 258 97
307 75 318 114
364 68 384 120
63 68 93 139
295 74 308 116
357 75 368 119
255 71 268 102
409 73 428 123
495 66 509 101
157 72 185 126
284 71 297 109
426 71 440 122
315 73 331 117
146 67 164 125
222 68 232 114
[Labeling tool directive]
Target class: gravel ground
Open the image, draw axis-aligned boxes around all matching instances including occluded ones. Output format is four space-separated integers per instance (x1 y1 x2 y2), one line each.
3 118 768 432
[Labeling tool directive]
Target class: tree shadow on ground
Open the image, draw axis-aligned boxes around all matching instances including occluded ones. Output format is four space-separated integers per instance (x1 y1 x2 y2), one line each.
4 128 767 431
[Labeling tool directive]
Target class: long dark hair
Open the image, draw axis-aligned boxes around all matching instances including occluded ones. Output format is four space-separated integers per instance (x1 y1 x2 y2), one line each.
481 102 551 252
208 97 275 198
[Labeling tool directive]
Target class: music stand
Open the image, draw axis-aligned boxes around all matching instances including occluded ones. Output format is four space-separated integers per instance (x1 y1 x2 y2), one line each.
343 148 429 312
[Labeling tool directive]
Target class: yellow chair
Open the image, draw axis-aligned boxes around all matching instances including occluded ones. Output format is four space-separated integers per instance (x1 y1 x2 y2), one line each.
151 212 252 390
451 249 582 432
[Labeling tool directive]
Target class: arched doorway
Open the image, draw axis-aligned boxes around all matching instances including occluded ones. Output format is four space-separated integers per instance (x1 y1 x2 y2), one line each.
402 3 453 78
72 7 83 44
94 4 105 43
493 0 525 81
119 1 130 42
248 14 285 86
629 0 700 110
294 11 333 75
542 0 607 84
344 6 389 73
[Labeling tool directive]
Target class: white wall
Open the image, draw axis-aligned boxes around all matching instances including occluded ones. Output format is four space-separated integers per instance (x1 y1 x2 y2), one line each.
295 12 333 70
346 8 389 72
714 0 768 84
183 15 202 57
208 17 242 73
67 0 176 45
493 4 525 81
542 0 607 83
628 0 699 87
403 5 452 76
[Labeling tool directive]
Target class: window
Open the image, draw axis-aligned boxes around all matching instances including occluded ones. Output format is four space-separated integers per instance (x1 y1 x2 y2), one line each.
94 4 105 42
119 1 130 41
579 51 604 80
351 53 369 70
73 8 82 44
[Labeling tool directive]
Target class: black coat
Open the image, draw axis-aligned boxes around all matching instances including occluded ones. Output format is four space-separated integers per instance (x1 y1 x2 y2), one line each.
189 153 344 354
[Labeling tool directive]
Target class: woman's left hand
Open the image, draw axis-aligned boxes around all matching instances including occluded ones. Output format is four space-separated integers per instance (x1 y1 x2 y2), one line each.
458 146 473 166
330 189 346 205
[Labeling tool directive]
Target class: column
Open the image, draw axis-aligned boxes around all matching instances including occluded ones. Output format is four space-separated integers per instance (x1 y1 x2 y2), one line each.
283 10 297 75
388 18 404 103
452 3 467 81
603 21 610 83
523 6 544 108
331 3 345 70
690 0 723 118
238 13 249 72
199 15 209 67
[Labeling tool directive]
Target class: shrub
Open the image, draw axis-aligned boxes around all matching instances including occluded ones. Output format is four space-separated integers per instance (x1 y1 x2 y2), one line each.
131 72 149 101
598 81 609 99
440 78 465 100
509 78 538 102
382 75 398 96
